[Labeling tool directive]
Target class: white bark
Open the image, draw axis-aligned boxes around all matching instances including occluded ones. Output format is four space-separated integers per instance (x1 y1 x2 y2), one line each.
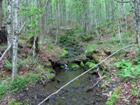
12 36 18 80
7 0 19 80
12 0 19 80
0 0 3 27
32 36 37 57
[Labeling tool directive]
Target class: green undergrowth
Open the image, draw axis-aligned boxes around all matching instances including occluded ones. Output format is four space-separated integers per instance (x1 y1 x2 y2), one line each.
8 99 23 105
85 44 97 54
68 63 80 71
4 56 39 71
114 56 140 79
106 87 121 105
0 72 40 98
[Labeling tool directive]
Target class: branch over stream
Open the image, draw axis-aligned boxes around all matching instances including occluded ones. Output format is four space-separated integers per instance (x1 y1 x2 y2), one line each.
38 44 134 105
0 45 11 61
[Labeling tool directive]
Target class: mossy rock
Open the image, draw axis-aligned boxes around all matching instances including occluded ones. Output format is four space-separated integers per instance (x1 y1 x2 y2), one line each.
68 63 80 71
85 61 96 68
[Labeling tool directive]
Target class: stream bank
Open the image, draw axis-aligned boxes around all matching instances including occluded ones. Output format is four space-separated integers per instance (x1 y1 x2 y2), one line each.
15 68 107 105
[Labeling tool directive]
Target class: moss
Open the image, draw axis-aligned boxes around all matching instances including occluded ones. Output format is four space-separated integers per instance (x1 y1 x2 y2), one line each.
69 63 80 71
85 61 96 68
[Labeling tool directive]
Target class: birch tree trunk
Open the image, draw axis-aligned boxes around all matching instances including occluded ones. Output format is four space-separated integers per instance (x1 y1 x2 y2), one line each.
12 0 19 80
0 0 3 27
133 0 140 49
7 0 19 80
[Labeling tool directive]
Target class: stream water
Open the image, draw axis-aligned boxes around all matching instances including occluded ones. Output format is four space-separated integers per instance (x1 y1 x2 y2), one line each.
15 68 107 105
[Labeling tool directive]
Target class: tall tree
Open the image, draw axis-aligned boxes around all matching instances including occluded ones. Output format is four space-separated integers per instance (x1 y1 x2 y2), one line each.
0 0 3 27
133 0 140 49
7 0 19 80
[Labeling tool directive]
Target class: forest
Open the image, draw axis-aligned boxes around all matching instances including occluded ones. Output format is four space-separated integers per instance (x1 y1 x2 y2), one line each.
0 0 140 105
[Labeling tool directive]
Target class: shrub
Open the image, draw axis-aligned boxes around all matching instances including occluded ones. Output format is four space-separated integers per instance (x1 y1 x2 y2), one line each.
4 60 12 70
0 73 40 97
0 83 8 95
115 59 140 78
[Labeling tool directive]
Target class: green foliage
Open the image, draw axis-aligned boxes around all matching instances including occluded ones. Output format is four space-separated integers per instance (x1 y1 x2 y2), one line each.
115 59 132 69
10 76 30 91
106 87 121 105
45 71 55 80
59 28 82 46
69 63 80 71
59 34 80 46
81 35 94 42
0 73 39 97
18 56 38 68
20 5 43 38
115 59 140 78
0 83 8 95
8 99 22 105
85 61 96 68
4 56 38 70
4 60 12 70
60 49 68 58
85 44 97 54
131 87 140 97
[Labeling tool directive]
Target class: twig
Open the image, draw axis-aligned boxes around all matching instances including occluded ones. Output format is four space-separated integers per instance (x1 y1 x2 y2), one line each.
86 76 105 92
38 44 134 105
0 45 11 61
17 22 26 35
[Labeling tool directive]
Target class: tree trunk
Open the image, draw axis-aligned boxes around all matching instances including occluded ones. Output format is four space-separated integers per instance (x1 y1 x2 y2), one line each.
12 36 18 80
134 0 140 49
7 0 19 80
0 0 3 27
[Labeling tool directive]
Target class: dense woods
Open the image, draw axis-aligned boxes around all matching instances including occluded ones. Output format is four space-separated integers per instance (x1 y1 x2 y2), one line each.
0 0 140 105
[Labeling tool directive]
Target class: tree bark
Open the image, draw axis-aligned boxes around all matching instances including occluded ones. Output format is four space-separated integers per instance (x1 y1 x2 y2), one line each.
7 0 19 80
133 0 140 49
0 0 3 27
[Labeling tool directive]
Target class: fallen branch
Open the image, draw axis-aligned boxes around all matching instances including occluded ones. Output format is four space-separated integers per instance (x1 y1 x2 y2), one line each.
38 44 134 105
0 45 11 61
17 22 26 35
86 76 105 92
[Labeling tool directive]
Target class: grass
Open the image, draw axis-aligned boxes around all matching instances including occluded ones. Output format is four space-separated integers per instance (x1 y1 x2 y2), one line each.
114 57 140 79
8 99 23 105
0 72 40 98
106 87 121 105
